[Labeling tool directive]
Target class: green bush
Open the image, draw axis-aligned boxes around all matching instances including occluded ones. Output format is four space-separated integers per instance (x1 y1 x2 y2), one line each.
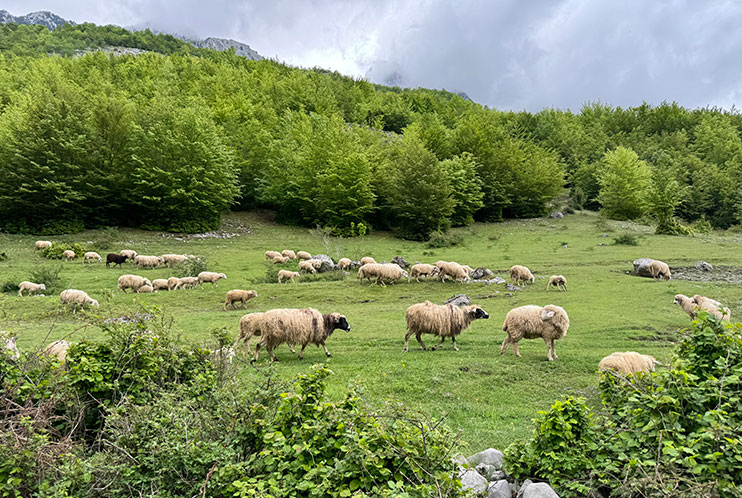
172 256 208 277
40 242 90 260
0 281 19 294
655 217 694 236
612 233 638 245
28 265 62 294
426 231 464 248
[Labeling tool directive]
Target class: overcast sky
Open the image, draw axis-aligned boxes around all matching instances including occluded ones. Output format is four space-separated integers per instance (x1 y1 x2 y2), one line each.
4 0 742 112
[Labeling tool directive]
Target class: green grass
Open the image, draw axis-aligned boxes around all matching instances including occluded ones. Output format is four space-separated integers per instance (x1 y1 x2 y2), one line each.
2 210 742 450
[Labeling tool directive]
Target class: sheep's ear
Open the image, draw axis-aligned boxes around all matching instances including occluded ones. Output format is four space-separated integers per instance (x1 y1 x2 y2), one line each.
542 310 555 319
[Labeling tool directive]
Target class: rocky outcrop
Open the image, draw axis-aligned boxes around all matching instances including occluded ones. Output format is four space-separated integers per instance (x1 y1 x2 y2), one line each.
0 10 72 30
191 37 262 60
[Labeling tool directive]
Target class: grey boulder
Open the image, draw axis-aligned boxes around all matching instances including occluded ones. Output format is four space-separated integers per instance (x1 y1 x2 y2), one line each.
444 294 472 307
549 212 564 219
467 448 504 470
391 255 410 269
471 267 494 280
505 283 520 291
487 479 511 498
459 469 488 494
696 261 713 272
633 258 655 277
519 482 559 498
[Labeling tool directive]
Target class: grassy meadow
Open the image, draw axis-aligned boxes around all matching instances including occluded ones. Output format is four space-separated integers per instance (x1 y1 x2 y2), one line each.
2 210 741 451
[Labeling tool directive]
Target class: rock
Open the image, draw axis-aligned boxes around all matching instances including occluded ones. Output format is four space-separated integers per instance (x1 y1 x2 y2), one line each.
452 455 469 471
311 254 336 273
391 255 410 269
471 267 494 280
516 479 533 498
467 448 504 470
520 482 559 498
601 233 608 237
632 258 655 277
349 260 362 270
505 283 520 291
444 294 472 307
475 463 496 481
491 470 507 481
459 469 488 494
493 276 507 284
487 479 511 498
696 261 713 272
549 211 564 219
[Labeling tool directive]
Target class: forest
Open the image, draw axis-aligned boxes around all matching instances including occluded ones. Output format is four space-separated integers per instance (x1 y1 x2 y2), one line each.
0 23 741 238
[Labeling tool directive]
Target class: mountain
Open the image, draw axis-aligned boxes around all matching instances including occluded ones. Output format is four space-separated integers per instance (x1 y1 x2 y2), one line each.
190 37 262 61
0 10 72 30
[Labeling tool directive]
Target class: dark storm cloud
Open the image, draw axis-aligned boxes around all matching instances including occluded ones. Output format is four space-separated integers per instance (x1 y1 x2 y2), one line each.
3 0 742 111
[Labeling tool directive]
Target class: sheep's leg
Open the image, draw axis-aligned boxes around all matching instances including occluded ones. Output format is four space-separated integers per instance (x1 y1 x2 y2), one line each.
321 341 332 357
288 344 296 353
415 333 427 351
299 344 306 360
500 336 511 355
431 336 446 351
544 337 553 361
452 337 459 352
551 339 558 359
512 341 521 358
404 331 414 352
251 341 263 363
269 347 278 362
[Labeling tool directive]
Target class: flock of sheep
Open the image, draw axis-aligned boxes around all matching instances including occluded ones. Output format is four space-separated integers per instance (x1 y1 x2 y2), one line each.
5 242 734 376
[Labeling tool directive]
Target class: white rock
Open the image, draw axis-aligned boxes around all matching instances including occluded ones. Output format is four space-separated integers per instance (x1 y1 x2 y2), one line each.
487 479 511 498
459 469 488 494
522 482 559 498
468 448 504 470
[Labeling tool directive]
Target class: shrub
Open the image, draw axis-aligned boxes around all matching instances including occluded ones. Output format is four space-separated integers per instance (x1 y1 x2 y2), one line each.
41 242 90 260
690 216 713 234
655 217 694 236
0 281 19 294
28 265 62 294
172 256 208 277
612 233 638 245
426 231 464 248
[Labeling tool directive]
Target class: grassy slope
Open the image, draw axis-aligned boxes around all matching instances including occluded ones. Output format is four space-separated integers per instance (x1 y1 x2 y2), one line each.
2 211 741 451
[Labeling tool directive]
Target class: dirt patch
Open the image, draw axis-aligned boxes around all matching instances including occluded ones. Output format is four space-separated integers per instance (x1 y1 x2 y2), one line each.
670 266 742 283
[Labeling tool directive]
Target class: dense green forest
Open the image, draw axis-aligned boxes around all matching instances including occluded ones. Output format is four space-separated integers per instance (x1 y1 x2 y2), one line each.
0 23 741 237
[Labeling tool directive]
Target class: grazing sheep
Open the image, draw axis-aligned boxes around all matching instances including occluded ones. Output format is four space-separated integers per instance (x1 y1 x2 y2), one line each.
510 265 535 285
152 279 169 291
162 254 188 266
167 277 181 290
224 289 258 310
83 251 102 263
436 261 470 283
265 250 282 260
357 263 408 286
176 276 198 290
337 258 352 270
120 250 137 260
278 270 301 284
134 255 164 269
60 289 99 308
297 251 312 260
236 308 350 362
408 263 440 282
106 253 128 268
136 284 154 293
599 352 659 375
649 260 671 280
62 250 76 261
360 256 376 266
35 240 52 250
45 340 70 363
462 265 474 275
3 336 20 359
18 281 46 297
674 294 731 320
404 301 489 352
117 274 152 293
281 250 297 260
299 260 318 274
271 255 289 264
501 305 569 361
198 271 227 287
546 275 567 291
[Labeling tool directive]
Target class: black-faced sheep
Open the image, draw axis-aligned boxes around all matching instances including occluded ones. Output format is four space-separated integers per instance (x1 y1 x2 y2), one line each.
509 265 535 285
83 251 101 263
198 271 227 287
278 270 300 283
106 253 128 268
357 263 408 285
599 352 659 375
18 281 46 297
404 301 489 352
409 263 440 282
546 275 567 291
224 289 258 310
60 289 99 308
118 274 152 293
501 304 569 361
649 260 671 280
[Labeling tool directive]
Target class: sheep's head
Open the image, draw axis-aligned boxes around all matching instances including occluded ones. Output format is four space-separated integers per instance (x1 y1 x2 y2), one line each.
90 299 99 307
468 306 489 320
325 313 350 332
402 271 409 278
249 290 258 298
220 273 227 279
145 279 152 286
673 294 689 305
39 284 46 290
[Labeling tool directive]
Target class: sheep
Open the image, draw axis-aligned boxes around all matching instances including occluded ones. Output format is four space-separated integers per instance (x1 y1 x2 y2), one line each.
45 340 70 363
162 254 187 267
337 258 352 270
235 308 350 363
408 263 440 282
3 336 19 359
278 270 301 284
136 284 154 293
501 304 570 361
152 279 169 291
546 275 567 291
120 250 137 260
62 250 76 261
176 277 198 290
299 260 318 274
83 251 102 263
404 301 489 352
281 250 297 260
510 265 535 285
649 260 671 280
35 240 52 250
60 289 99 308
265 250 282 260
271 255 289 264
18 281 46 297
297 251 312 260
360 256 376 266
357 263 408 286
117 274 152 293
462 265 474 275
198 271 227 287
436 261 470 283
224 289 258 310
134 255 164 269
106 253 128 268
674 294 731 320
167 277 181 290
599 352 659 375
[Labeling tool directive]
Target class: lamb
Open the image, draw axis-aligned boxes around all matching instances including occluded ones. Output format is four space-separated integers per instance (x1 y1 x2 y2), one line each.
436 261 470 283
649 260 671 280
120 250 137 260
408 263 440 282
18 281 46 297
271 255 289 264
281 250 297 260
162 254 187 266
152 279 169 291
298 260 318 273
546 275 567 291
62 250 76 261
235 308 350 362
3 336 19 359
360 256 376 266
337 258 352 270
674 294 731 320
83 251 102 263
60 289 99 308
136 284 154 293
106 253 128 268
357 263 408 285
510 265 535 285
501 304 570 361
134 255 164 269
404 301 489 352
599 352 659 375
265 250 282 260
198 271 227 287
117 274 152 293
297 251 312 260
35 240 52 250
45 340 70 363
278 270 301 284
176 276 198 290
223 289 258 310
167 277 181 290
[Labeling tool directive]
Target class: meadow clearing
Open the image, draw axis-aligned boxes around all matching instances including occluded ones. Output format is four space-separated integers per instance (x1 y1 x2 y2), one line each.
2 210 741 450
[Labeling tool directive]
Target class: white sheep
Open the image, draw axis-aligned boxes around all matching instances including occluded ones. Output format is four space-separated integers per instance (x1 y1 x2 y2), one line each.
162 254 188 266
298 260 318 274
271 255 289 264
62 250 76 261
357 263 408 285
510 265 535 285
281 250 297 260
337 258 352 270
404 301 489 352
152 279 169 291
408 263 440 282
265 250 282 260
134 255 164 269
224 289 258 310
117 274 152 293
35 240 52 250
3 335 20 359
674 294 731 320
198 271 227 287
120 249 137 260
297 251 312 260
360 256 376 266
546 275 567 291
501 305 570 361
599 352 659 375
60 289 99 308
18 281 46 297
176 276 198 289
278 270 301 284
136 284 154 293
45 340 70 363
649 260 671 280
83 251 102 263
436 261 470 282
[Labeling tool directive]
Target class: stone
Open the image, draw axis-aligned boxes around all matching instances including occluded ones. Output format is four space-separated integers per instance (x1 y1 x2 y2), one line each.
696 261 713 272
549 211 564 219
444 294 472 306
391 255 410 269
311 254 336 273
471 267 494 280
475 463 496 481
520 482 559 498
459 469 488 494
493 276 506 284
487 479 511 498
632 258 655 277
349 260 362 270
516 479 533 498
505 283 520 291
467 448 504 470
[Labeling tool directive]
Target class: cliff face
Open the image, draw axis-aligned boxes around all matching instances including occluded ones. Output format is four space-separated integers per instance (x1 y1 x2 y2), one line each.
0 10 72 30
190 37 262 61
